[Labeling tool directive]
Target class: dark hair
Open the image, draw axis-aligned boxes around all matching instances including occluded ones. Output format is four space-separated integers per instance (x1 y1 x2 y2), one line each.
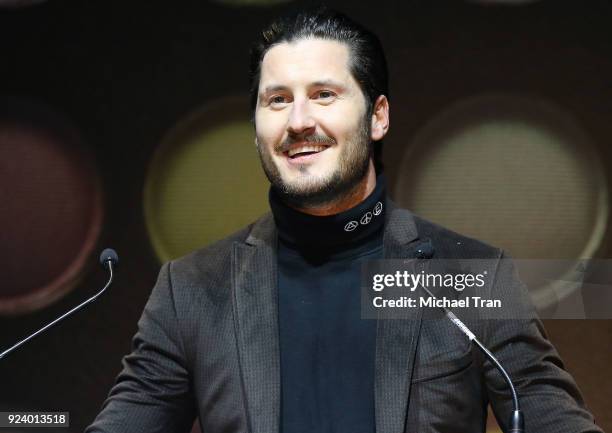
249 6 389 171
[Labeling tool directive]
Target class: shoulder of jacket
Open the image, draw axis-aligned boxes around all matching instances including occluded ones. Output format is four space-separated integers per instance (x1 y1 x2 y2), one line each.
166 213 271 286
409 212 503 260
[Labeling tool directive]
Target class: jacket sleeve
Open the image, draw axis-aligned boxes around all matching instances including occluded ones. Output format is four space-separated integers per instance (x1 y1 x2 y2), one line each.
85 262 196 433
483 252 603 433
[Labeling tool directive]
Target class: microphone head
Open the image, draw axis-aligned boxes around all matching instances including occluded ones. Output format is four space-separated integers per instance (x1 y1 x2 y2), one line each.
99 248 119 269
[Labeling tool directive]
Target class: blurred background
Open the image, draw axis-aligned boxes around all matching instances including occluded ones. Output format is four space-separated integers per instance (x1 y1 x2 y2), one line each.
0 0 610 432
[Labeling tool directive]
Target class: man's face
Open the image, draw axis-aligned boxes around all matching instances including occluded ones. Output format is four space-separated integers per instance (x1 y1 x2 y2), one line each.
255 38 372 207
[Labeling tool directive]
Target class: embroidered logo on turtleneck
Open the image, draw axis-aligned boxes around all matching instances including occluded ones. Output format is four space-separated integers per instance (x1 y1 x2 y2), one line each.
343 201 383 232
374 201 383 216
360 212 373 225
344 221 359 232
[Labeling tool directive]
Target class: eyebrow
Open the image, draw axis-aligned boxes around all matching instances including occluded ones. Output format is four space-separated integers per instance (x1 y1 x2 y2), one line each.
260 80 347 96
261 84 289 95
310 79 346 90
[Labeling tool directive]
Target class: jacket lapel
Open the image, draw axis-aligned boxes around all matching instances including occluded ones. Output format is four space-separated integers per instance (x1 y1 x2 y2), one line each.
232 214 280 433
376 201 424 433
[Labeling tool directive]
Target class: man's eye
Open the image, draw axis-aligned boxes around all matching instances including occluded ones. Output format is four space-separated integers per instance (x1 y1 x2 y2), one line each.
317 90 335 99
270 95 287 104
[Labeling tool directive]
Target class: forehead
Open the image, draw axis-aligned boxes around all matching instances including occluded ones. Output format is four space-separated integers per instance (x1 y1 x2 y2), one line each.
259 38 354 88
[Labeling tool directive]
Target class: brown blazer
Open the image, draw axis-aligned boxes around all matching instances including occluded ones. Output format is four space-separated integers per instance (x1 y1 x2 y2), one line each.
86 200 602 433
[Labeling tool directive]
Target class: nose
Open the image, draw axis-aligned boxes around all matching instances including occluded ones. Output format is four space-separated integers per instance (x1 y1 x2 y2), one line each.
287 98 315 136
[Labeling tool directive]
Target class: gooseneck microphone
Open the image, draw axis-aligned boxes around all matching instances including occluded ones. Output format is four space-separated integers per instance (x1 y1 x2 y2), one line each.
413 240 525 433
0 248 119 361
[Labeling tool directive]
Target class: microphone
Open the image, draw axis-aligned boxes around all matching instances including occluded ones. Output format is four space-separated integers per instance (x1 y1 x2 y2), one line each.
99 248 119 271
0 248 119 361
413 241 524 433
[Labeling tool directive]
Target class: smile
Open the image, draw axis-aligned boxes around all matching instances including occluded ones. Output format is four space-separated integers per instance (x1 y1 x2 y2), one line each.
286 144 329 158
283 144 330 165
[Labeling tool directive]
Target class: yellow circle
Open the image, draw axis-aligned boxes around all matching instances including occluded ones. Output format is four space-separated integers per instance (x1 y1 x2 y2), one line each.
394 94 608 312
395 94 607 261
144 96 270 262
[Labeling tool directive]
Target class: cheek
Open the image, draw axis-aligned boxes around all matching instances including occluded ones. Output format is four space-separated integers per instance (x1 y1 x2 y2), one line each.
256 111 286 146
316 104 363 140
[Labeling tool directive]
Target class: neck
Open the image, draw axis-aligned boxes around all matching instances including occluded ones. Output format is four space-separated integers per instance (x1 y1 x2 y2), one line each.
292 161 377 216
268 170 387 251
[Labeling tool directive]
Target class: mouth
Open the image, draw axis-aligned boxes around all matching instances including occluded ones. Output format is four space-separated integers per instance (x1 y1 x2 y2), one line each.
283 144 330 163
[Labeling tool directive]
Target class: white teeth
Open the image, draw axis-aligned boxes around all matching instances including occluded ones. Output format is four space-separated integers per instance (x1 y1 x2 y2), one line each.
287 145 327 157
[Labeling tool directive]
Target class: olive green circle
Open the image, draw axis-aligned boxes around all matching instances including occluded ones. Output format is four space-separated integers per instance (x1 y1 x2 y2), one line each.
144 97 270 262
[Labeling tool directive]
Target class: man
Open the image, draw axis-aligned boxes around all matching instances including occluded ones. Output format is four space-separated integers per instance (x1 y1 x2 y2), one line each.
87 7 602 433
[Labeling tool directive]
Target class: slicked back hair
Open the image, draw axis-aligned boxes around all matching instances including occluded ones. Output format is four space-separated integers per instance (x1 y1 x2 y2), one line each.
249 6 388 171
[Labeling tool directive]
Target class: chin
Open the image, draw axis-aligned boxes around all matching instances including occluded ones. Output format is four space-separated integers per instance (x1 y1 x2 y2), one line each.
281 172 333 193
276 174 356 209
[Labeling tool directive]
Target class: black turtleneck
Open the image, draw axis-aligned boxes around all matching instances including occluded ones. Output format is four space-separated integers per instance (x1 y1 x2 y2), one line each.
270 175 386 433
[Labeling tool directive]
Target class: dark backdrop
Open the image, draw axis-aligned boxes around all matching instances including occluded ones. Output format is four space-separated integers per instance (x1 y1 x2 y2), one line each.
0 1 610 432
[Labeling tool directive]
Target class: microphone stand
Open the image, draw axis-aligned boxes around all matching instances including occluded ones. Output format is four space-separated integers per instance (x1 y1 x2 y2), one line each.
0 249 118 361
414 243 524 433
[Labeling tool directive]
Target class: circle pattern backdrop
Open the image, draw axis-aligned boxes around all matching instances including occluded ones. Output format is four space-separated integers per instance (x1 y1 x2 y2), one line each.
144 96 270 262
395 93 607 261
394 94 608 312
0 100 103 315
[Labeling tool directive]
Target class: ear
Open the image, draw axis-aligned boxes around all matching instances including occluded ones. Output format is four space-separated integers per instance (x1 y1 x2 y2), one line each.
370 95 390 142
